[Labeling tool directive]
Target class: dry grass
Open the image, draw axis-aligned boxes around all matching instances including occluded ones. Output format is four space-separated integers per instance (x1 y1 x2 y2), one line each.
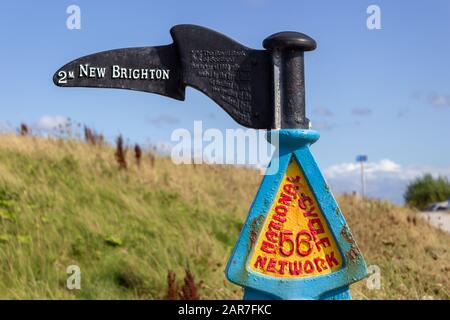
342 195 450 299
166 271 177 300
0 134 448 299
83 126 104 146
165 269 201 300
114 135 127 170
20 124 29 136
134 144 142 167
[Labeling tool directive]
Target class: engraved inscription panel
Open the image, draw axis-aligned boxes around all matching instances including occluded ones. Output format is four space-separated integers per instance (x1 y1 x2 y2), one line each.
190 50 253 113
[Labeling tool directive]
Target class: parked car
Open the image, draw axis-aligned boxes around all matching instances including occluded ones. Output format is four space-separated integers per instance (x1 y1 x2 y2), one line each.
426 200 449 212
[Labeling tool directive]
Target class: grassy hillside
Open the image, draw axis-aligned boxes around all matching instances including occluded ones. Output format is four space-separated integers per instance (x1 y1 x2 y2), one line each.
0 135 448 299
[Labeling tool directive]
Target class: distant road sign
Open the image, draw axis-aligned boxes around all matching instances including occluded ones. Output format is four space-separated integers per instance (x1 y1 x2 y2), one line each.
356 155 368 198
356 155 368 162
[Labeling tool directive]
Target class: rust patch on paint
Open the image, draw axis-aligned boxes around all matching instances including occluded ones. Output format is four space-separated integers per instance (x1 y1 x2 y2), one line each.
341 226 356 245
341 226 361 263
249 214 264 251
347 247 360 262
232 214 265 285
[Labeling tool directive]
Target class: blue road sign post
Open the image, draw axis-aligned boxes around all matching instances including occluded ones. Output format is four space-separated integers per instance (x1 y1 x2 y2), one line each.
54 25 368 300
226 130 368 300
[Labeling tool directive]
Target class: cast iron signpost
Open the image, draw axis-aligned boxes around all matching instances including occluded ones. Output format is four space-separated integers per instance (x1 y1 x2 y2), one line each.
54 24 368 300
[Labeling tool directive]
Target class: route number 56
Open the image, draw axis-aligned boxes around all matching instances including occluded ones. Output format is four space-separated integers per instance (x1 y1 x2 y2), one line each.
279 230 314 257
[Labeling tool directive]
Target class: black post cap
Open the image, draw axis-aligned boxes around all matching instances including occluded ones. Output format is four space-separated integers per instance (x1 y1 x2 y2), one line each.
263 31 316 51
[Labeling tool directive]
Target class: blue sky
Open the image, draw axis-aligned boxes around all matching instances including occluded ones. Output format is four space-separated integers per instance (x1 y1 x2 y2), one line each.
0 1 449 203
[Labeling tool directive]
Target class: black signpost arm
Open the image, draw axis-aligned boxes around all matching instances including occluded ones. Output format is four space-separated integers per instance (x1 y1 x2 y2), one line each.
53 25 316 130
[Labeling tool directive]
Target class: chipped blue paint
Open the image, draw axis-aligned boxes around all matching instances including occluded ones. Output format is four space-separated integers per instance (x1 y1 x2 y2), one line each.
225 129 368 300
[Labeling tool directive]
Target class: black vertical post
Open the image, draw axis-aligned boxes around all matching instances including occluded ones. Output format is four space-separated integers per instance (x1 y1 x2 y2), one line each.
263 32 316 129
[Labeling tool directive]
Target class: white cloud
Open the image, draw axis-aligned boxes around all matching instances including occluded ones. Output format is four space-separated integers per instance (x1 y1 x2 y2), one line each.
324 159 450 204
429 93 450 107
36 115 69 131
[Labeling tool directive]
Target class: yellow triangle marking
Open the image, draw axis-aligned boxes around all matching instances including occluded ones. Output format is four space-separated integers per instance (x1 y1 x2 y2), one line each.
249 157 343 278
